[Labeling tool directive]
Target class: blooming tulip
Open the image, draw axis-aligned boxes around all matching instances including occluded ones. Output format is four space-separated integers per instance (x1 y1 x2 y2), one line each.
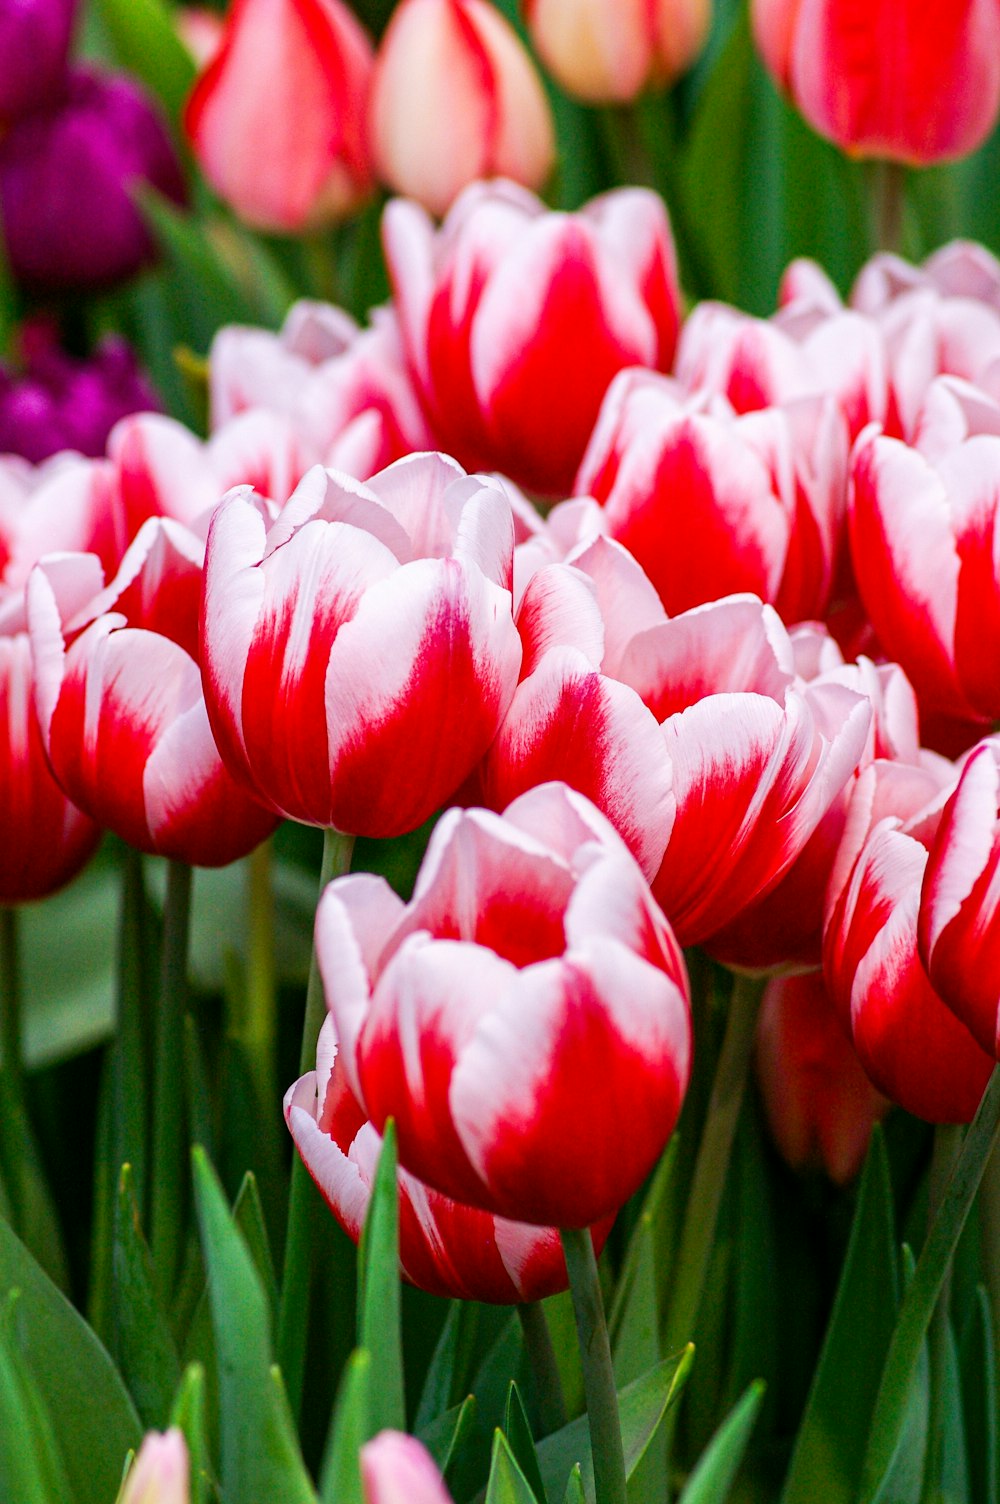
361 1433 452 1504
751 0 1000 164
0 0 76 121
919 737 1000 1059
522 0 710 103
0 68 186 293
119 1429 190 1504
286 1014 609 1301
185 0 374 233
321 782 691 1228
28 516 279 867
200 453 522 837
755 970 888 1185
370 0 554 219
383 180 680 495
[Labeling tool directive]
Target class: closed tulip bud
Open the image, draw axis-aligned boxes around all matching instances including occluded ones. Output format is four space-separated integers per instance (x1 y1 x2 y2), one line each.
322 781 691 1228
0 0 76 121
361 1433 452 1504
523 0 710 104
185 0 374 233
370 0 554 219
0 68 186 293
119 1429 190 1504
286 1016 609 1301
751 0 1000 165
176 6 224 68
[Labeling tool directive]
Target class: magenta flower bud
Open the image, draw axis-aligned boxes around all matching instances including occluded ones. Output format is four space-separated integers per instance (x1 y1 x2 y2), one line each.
0 67 186 292
0 323 160 463
0 0 76 120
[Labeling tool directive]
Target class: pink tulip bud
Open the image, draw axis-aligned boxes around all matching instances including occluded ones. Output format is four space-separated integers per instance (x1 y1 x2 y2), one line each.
751 0 1000 165
119 1429 190 1504
523 0 710 104
361 1433 453 1504
176 7 224 68
185 0 374 233
370 0 555 218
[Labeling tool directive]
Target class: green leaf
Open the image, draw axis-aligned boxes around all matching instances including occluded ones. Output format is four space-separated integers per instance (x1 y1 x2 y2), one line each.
486 1430 543 1504
139 190 261 331
0 1216 141 1504
678 1380 766 1503
320 1349 371 1504
357 1120 405 1435
0 1298 72 1504
0 1072 68 1290
91 0 196 130
171 1363 212 1504
233 1173 279 1334
874 1248 929 1504
960 1288 997 1504
505 1381 548 1504
111 1164 181 1427
421 1393 478 1480
780 1126 899 1504
562 1465 586 1504
536 1348 694 1504
191 1147 316 1504
416 1300 480 1432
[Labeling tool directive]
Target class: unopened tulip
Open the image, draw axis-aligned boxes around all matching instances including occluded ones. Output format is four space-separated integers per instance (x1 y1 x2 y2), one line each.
0 0 76 121
751 0 1000 164
0 68 186 293
119 1429 190 1504
201 453 522 838
384 180 680 495
522 0 710 103
28 517 279 867
370 0 554 218
361 1433 452 1504
286 1015 609 1301
755 970 889 1185
919 737 1000 1058
185 0 374 232
176 6 224 68
322 782 691 1228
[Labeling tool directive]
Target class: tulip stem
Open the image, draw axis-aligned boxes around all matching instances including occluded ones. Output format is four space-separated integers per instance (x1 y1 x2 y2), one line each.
662 970 765 1356
870 158 907 254
859 1063 1000 1502
980 1138 1000 1372
518 1300 568 1435
561 1227 628 1504
150 859 193 1302
278 827 355 1422
242 838 277 1112
0 906 21 1082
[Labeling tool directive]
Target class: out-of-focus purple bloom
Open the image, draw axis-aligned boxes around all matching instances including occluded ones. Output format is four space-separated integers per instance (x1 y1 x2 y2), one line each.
0 322 160 462
0 67 186 292
0 0 76 121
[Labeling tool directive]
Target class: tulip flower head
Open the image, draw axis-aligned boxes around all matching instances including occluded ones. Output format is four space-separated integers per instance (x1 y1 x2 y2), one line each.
0 0 77 121
523 0 711 104
185 0 374 233
119 1429 190 1504
361 1432 452 1504
370 0 555 218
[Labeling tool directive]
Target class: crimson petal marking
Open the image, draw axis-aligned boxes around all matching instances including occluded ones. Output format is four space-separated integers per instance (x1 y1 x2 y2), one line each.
516 565 605 677
316 872 405 1103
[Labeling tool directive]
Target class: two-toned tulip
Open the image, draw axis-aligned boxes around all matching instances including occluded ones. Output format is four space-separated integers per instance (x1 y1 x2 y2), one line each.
200 453 522 838
522 0 710 104
384 180 680 495
321 782 691 1228
119 1429 190 1504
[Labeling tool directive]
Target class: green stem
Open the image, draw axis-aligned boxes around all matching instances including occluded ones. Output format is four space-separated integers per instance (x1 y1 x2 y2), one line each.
980 1139 1000 1377
561 1227 627 1504
860 1064 1000 1502
662 971 765 1355
870 158 907 254
921 1122 964 1504
517 1300 568 1435
150 860 193 1302
278 828 355 1420
0 906 21 1081
242 838 277 1112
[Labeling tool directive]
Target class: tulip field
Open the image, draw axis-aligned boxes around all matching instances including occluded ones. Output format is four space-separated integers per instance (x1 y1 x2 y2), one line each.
5 1 1000 1502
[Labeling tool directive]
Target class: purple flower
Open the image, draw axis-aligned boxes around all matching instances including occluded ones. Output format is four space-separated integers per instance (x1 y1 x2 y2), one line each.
0 0 76 121
0 66 186 292
0 322 161 462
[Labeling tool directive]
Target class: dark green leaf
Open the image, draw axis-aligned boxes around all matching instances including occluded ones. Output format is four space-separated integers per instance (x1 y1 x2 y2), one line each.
0 1298 72 1504
416 1300 480 1432
171 1363 212 1504
486 1430 543 1504
677 1381 766 1503
357 1121 405 1435
0 1072 68 1290
505 1381 547 1504
320 1349 371 1504
562 1465 586 1504
233 1173 279 1334
960 1288 997 1504
421 1394 478 1481
91 0 196 130
873 1247 929 1504
111 1164 181 1427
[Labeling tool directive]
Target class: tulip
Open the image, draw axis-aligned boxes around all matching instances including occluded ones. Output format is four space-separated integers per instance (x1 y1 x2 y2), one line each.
751 0 1000 164
850 375 1000 726
0 0 76 121
119 1429 190 1504
0 68 186 293
28 517 279 867
577 368 848 624
755 970 889 1185
200 452 523 838
522 0 710 103
208 303 432 478
823 762 993 1123
919 737 1000 1059
383 180 680 495
321 782 691 1228
0 322 160 466
286 1014 609 1301
370 0 554 218
176 6 224 68
184 0 374 232
361 1433 452 1504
